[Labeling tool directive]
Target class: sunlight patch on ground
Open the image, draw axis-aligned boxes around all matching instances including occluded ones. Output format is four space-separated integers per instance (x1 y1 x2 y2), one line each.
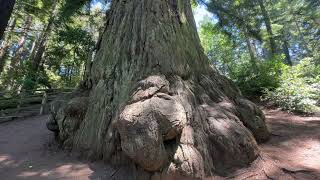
0 154 15 166
294 139 320 170
16 164 95 178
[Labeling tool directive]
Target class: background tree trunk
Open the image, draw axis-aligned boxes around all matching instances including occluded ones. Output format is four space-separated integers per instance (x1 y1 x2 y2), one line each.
4 15 32 90
0 17 17 75
10 15 32 68
245 33 258 69
23 0 58 91
258 0 277 57
0 0 22 75
0 0 16 40
48 1 270 179
295 21 311 57
30 0 58 71
281 29 292 66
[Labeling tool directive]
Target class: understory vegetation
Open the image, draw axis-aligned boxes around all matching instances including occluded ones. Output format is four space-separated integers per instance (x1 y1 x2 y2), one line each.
1 0 319 113
198 0 320 113
263 58 320 113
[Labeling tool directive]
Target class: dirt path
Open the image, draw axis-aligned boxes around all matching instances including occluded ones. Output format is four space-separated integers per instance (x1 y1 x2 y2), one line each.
0 115 112 180
0 109 319 180
210 108 320 180
259 109 320 179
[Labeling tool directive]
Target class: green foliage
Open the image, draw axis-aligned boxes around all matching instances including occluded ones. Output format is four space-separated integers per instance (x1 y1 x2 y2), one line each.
0 0 106 92
191 0 198 8
202 0 263 41
199 0 320 113
199 19 235 74
263 58 320 113
60 0 90 19
232 56 285 95
199 19 285 95
45 24 94 88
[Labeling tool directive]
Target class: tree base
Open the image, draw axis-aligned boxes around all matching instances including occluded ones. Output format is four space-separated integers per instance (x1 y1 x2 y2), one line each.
47 72 270 179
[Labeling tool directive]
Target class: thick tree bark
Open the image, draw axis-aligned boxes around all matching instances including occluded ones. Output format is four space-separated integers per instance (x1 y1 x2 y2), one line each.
258 0 277 57
48 1 270 179
0 0 16 40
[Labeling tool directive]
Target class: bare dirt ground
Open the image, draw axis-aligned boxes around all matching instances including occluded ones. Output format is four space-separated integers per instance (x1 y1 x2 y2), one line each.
210 108 320 180
0 108 319 180
0 115 111 180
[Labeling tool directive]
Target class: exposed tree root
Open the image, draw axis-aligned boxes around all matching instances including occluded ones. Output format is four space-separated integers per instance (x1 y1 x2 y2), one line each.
48 75 271 179
259 152 314 180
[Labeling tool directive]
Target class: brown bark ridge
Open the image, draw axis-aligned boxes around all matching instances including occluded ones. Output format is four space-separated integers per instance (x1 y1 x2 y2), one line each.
47 1 270 179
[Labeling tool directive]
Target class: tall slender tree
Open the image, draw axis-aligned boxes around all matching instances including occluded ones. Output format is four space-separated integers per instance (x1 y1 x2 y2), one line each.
245 33 258 69
258 0 277 57
4 15 32 90
24 0 59 90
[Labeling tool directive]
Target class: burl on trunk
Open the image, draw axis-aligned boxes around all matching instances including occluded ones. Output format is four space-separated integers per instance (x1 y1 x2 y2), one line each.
47 0 270 179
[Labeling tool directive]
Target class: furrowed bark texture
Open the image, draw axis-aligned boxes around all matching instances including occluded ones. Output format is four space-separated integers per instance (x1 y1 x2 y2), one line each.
48 0 270 179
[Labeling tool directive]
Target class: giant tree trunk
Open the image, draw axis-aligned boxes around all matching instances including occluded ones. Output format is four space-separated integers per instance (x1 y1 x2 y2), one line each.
48 1 270 179
0 0 15 40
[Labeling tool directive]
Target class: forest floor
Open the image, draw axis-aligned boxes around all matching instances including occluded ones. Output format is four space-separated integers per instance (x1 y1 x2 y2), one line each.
0 107 319 180
211 108 320 180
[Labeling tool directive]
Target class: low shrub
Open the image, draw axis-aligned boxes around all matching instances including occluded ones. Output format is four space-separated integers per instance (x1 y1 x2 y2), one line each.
262 58 320 113
232 56 285 95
